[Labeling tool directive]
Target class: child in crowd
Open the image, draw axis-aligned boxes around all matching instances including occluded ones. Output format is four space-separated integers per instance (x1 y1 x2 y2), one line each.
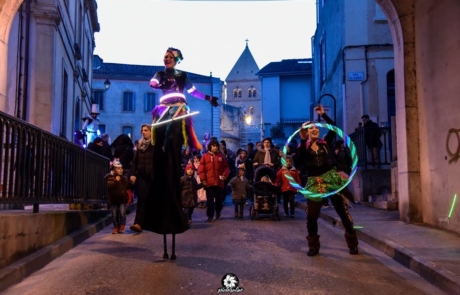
105 160 130 234
228 165 252 218
275 156 301 218
180 164 202 223
193 154 207 208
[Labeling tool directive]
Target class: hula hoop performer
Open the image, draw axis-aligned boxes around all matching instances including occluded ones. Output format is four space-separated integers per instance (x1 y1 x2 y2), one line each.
298 104 359 256
145 47 219 260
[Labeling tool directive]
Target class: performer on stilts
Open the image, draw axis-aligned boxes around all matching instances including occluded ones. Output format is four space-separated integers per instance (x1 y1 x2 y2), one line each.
144 47 219 260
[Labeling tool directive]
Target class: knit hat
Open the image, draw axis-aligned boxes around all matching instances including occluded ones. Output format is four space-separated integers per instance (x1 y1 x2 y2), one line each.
185 164 194 171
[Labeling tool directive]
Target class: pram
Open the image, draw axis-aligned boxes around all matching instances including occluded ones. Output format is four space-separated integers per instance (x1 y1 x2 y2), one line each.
249 165 281 221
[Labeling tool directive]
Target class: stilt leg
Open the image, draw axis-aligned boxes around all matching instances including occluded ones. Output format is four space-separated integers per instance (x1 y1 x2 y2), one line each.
163 234 169 259
170 234 176 260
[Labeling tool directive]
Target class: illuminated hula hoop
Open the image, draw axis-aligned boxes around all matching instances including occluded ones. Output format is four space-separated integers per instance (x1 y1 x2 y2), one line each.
282 122 358 200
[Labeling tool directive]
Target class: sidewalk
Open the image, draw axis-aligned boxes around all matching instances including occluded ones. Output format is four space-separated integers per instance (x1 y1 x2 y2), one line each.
295 197 460 295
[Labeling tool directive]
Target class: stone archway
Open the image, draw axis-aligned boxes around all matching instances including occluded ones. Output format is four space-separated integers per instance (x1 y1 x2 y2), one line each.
375 0 422 223
0 0 24 111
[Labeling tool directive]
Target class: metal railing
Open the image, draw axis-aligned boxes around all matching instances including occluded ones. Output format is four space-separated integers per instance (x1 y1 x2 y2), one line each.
0 111 109 212
349 127 392 169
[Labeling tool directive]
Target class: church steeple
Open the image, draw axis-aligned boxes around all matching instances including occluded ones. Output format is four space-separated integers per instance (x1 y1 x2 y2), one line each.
225 40 259 81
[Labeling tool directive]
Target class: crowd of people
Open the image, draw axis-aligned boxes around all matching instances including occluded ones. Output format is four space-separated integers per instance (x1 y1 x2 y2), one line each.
97 47 373 258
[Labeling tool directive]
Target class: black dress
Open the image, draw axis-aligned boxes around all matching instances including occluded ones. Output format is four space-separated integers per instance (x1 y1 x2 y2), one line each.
143 68 207 234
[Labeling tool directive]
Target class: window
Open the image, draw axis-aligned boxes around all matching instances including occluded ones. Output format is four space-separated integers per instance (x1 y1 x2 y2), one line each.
319 32 327 84
93 90 104 110
248 86 256 98
122 126 133 138
99 124 106 134
233 89 238 98
144 92 156 112
123 91 135 111
60 70 68 138
238 89 242 98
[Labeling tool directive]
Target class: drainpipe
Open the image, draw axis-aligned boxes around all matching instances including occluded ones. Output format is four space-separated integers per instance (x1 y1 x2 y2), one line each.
22 0 31 121
15 4 24 118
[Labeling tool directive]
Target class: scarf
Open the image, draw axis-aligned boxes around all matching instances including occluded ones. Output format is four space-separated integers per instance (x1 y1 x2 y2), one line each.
138 138 150 152
263 148 271 165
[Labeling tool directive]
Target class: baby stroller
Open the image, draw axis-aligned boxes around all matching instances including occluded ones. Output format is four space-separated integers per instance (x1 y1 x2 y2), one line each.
249 165 281 221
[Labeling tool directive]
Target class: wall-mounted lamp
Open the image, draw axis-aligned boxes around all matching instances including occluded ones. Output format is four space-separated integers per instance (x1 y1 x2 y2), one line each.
103 79 111 91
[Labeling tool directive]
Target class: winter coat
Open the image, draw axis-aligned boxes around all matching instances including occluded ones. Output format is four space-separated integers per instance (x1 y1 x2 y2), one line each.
228 176 252 201
130 142 154 179
274 165 302 193
105 173 130 204
180 175 203 208
199 151 230 189
253 149 280 171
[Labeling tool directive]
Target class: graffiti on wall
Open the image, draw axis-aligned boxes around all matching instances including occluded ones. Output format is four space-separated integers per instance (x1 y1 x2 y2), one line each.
446 128 460 164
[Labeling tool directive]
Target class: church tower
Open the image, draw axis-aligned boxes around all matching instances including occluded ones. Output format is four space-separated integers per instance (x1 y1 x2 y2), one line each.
225 40 262 146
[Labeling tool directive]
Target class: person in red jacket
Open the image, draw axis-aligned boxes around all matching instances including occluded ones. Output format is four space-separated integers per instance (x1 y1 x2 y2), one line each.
199 139 230 222
274 156 301 218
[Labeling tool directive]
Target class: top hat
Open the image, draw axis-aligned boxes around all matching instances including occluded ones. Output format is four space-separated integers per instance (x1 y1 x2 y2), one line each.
91 104 100 114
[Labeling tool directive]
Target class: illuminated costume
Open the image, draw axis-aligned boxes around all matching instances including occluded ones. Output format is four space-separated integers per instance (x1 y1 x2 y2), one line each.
297 113 359 256
143 48 218 260
82 104 100 145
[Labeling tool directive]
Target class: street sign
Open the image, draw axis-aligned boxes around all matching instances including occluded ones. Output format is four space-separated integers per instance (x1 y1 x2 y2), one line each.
348 72 365 81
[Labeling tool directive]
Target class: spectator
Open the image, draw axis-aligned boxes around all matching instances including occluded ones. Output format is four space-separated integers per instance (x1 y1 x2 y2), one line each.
193 154 207 208
111 134 134 177
180 164 203 223
355 122 363 132
105 160 130 234
361 115 382 165
274 155 301 218
129 124 154 233
101 133 113 160
247 142 257 162
199 139 230 222
228 165 252 218
87 137 105 156
253 137 280 172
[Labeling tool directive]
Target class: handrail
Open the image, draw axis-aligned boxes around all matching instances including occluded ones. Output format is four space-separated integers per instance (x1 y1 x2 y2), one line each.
0 111 109 212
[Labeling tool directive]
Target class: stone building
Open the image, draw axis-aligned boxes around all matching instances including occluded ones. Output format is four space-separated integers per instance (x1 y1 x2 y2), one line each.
5 0 99 140
225 41 262 147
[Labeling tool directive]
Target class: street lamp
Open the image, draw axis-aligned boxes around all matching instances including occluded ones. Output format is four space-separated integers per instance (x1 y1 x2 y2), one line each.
103 79 111 91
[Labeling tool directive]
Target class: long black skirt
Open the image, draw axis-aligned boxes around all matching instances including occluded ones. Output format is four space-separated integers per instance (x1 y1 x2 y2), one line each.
143 119 189 234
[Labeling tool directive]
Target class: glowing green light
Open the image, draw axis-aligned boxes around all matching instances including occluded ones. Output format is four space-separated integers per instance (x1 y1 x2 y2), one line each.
353 226 363 229
448 194 457 218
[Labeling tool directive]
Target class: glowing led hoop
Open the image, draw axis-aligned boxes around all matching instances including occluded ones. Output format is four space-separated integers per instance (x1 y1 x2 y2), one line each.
282 122 358 200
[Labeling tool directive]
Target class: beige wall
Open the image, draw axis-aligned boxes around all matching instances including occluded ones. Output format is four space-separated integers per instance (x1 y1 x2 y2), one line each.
415 1 460 229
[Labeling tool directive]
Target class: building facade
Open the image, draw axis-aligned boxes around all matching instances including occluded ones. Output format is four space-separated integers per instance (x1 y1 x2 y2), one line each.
6 0 99 139
257 59 313 147
92 56 223 149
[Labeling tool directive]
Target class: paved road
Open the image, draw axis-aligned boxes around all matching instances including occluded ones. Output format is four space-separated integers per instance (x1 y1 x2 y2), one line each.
2 204 445 295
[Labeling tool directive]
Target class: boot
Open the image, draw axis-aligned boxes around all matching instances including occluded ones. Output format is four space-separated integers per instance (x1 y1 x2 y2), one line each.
118 224 125 233
344 231 359 255
306 235 320 256
239 204 244 218
112 227 118 234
